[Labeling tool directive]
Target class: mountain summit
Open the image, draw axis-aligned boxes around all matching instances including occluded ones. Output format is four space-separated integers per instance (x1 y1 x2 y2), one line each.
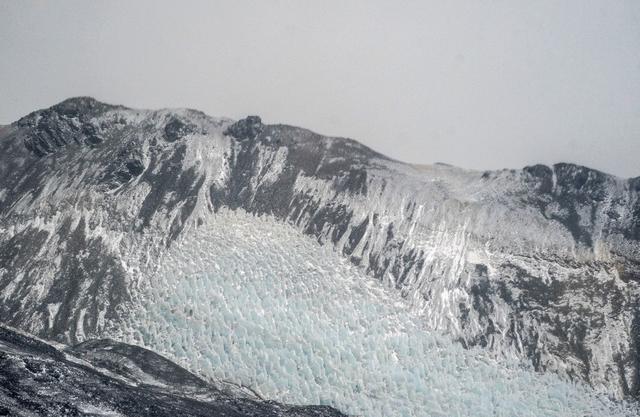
0 98 639 415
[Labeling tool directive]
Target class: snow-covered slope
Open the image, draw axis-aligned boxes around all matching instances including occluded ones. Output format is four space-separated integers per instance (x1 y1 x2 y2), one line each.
0 97 639 411
116 209 635 416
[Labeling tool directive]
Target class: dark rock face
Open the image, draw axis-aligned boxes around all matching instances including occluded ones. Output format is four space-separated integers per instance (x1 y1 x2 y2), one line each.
164 117 197 142
1 97 639 404
626 177 640 242
104 156 146 187
0 219 129 343
224 115 264 140
523 163 627 247
0 326 346 417
212 123 380 223
16 97 123 157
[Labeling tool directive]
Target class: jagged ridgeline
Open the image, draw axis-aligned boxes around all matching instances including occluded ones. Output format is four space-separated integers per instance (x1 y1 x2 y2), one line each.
0 98 639 413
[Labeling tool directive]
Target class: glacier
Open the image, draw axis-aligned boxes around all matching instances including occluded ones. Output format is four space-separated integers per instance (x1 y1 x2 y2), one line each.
0 97 639 415
112 210 634 417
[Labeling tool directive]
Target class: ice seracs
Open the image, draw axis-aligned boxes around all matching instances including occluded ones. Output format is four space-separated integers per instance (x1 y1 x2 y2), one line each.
116 210 637 417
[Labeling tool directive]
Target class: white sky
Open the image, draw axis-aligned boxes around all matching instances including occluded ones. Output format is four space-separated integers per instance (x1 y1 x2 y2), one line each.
1 0 639 177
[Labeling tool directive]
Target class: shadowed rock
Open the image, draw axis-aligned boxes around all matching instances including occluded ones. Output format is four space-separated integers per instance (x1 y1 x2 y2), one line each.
224 116 264 140
0 326 348 417
164 117 197 142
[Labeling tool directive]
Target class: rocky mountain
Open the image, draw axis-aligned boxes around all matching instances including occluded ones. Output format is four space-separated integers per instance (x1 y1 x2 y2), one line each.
0 97 639 415
0 325 345 417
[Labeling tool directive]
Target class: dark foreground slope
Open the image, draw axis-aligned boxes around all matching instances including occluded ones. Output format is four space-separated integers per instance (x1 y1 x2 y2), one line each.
0 326 345 417
0 97 639 402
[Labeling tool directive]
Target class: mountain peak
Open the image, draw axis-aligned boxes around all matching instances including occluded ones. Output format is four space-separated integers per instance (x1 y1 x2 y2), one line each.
1 98 640 413
13 97 128 157
224 115 264 140
50 96 125 116
15 97 125 128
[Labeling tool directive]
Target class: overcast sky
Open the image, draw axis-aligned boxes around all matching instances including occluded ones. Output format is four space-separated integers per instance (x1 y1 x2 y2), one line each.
1 1 639 177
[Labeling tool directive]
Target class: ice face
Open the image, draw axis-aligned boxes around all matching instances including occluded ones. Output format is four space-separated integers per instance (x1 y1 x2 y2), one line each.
117 210 633 417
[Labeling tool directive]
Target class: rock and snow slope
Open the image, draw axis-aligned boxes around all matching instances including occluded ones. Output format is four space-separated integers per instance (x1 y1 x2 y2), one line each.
117 209 635 416
0 325 345 417
0 97 639 413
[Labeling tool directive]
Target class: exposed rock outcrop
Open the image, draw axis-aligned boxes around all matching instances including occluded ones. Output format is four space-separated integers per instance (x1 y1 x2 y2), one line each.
0 97 639 403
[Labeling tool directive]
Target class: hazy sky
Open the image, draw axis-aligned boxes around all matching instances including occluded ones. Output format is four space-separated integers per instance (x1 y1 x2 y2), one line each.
1 1 639 177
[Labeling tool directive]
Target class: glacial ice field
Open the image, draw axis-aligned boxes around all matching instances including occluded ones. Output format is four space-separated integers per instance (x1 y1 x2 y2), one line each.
116 210 634 417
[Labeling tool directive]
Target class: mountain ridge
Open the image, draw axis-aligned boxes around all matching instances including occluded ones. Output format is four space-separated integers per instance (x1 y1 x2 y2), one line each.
12 96 634 180
0 97 639 408
0 324 346 417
